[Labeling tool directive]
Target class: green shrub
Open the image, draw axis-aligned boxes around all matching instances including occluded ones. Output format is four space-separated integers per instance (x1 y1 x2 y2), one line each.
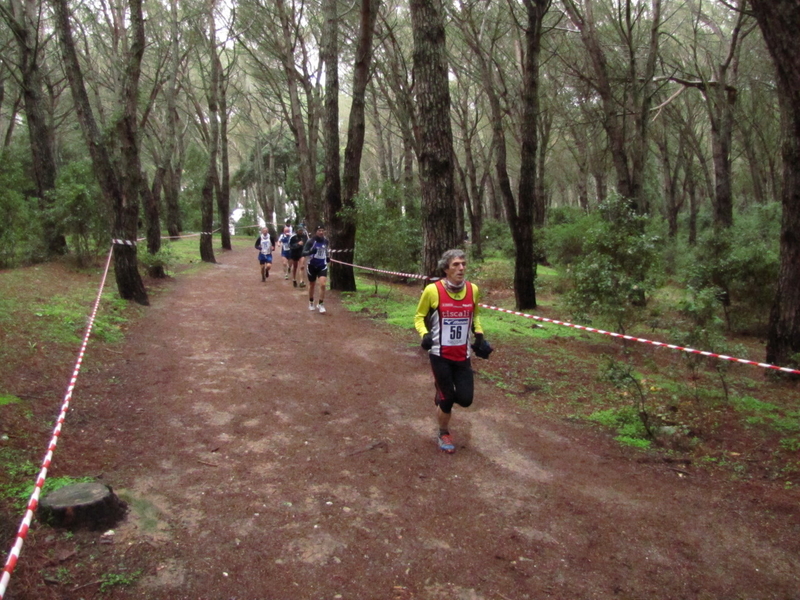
480 219 516 256
346 182 422 275
542 207 600 267
0 149 41 268
48 159 110 266
565 194 663 333
684 204 780 333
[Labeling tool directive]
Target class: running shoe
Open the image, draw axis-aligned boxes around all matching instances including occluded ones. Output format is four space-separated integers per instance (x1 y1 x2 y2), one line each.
299 282 306 288
293 280 298 288
265 270 269 278
285 274 289 280
309 302 315 311
437 433 455 454
318 304 326 314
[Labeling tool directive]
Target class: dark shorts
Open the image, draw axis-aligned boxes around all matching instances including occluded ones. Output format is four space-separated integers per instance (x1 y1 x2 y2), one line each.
429 353 474 414
258 254 273 265
307 263 328 282
290 253 304 262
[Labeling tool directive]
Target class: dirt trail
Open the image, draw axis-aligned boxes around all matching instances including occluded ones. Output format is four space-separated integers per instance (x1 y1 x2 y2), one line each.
15 244 800 599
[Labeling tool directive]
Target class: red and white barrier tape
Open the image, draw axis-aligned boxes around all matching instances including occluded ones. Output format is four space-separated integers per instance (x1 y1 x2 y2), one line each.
0 246 115 600
330 258 430 280
478 304 800 375
332 258 800 376
112 238 136 246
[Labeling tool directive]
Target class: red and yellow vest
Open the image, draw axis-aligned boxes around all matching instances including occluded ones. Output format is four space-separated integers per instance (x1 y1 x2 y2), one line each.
429 280 475 361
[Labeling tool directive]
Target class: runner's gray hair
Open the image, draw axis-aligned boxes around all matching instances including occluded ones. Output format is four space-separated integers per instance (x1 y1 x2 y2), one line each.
437 249 466 274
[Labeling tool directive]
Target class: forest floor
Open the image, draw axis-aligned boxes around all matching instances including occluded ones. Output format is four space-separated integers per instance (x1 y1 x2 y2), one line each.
1 239 800 600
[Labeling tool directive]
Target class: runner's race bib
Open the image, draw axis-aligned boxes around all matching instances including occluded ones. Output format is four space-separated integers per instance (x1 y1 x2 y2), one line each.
442 318 470 346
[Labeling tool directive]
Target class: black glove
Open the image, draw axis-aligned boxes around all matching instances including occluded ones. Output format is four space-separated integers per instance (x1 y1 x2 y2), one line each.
471 334 493 359
421 333 433 351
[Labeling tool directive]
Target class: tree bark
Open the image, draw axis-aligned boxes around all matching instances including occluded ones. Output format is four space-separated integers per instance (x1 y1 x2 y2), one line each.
410 0 459 276
751 0 800 371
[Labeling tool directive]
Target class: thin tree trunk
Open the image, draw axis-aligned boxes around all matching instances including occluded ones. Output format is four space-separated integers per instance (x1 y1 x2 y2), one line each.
142 173 165 278
164 0 181 239
333 0 379 292
200 0 219 264
217 53 231 250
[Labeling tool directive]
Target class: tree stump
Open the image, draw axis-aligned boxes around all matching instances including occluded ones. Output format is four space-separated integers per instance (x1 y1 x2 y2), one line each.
38 482 127 529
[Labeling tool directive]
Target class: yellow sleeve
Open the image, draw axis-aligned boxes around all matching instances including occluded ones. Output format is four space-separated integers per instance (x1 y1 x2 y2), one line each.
414 284 439 337
471 283 484 335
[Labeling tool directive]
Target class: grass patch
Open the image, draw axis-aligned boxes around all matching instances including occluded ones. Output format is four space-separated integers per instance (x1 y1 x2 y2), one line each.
99 569 143 592
732 395 800 434
587 406 652 449
0 448 94 509
0 393 22 406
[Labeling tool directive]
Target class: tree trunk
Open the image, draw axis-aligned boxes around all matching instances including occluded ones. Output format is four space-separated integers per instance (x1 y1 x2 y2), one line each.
143 172 165 278
275 0 320 227
687 170 698 245
512 0 550 310
331 0 380 292
751 0 800 371
164 0 182 239
200 0 219 264
410 0 459 276
708 80 736 229
217 58 232 251
322 0 344 282
53 0 148 304
7 0 66 255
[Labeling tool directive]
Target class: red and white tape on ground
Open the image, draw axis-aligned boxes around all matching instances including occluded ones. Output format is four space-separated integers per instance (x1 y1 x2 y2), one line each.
332 258 800 376
0 246 115 600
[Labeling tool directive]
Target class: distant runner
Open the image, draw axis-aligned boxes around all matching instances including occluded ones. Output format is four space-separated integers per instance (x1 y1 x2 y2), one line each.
255 227 274 282
277 227 293 280
303 225 330 314
289 226 309 288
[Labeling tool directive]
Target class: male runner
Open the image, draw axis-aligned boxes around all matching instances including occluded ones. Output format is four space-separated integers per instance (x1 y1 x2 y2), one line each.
414 249 490 453
289 226 309 288
254 227 274 281
277 227 293 279
303 225 330 313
